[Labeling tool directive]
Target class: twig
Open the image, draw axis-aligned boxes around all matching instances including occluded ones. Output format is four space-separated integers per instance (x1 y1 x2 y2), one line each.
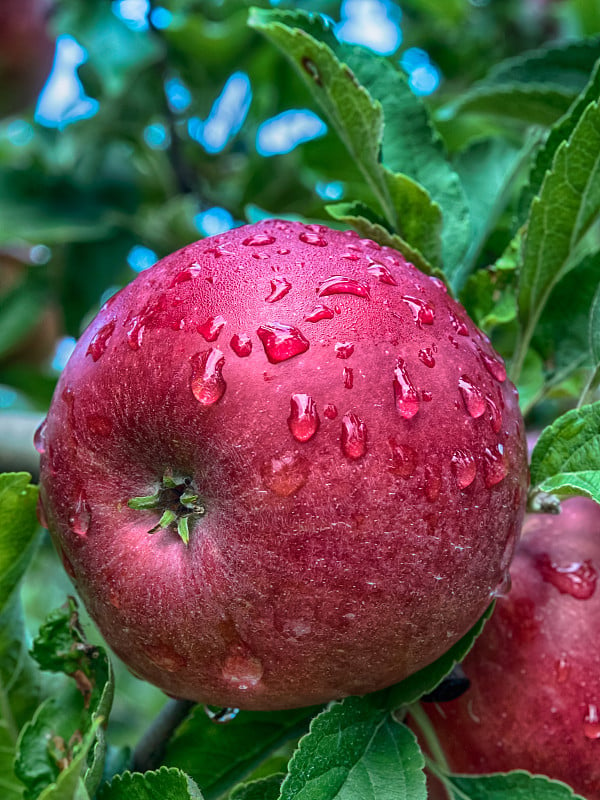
130 698 196 773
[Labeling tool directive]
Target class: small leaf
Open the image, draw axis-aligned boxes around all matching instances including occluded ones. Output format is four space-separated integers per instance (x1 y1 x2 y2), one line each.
229 774 284 800
444 770 586 799
280 696 426 800
127 493 162 510
530 403 600 501
97 766 204 800
36 719 102 800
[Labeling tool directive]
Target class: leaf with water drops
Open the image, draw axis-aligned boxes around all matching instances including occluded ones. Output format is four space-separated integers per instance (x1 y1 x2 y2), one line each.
438 770 587 800
97 767 204 800
279 695 426 800
530 402 600 502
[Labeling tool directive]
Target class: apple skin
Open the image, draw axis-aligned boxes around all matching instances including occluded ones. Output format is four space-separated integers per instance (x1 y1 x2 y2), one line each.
420 496 600 799
0 0 55 118
37 220 528 711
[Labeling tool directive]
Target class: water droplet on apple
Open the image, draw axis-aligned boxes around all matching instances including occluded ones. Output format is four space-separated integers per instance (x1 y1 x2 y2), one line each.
341 412 367 459
430 276 448 293
424 467 442 502
288 394 319 442
335 342 354 359
70 492 91 535
418 348 435 368
402 296 435 326
451 448 477 488
538 555 598 599
555 655 570 684
87 319 116 361
393 358 419 419
125 315 145 351
265 277 292 303
388 437 417 478
459 375 486 418
261 451 309 496
190 348 226 405
222 648 264 690
486 395 503 433
198 315 226 342
491 570 512 598
299 231 327 247
36 495 49 528
449 312 469 336
230 333 252 358
317 276 370 300
343 366 354 389
242 233 276 246
324 403 338 419
204 706 240 724
483 444 507 487
305 304 334 323
256 323 309 363
277 247 290 255
367 263 397 285
144 642 187 672
87 414 113 437
207 244 234 258
584 704 600 739
479 347 507 382
34 419 47 454
342 251 361 261
170 265 203 286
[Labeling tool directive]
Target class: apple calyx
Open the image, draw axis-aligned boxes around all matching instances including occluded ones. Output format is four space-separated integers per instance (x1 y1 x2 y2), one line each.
127 471 205 545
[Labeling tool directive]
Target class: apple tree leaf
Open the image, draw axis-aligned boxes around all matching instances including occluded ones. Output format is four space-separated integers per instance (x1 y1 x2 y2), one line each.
441 770 586 799
530 402 600 502
162 705 317 800
279 695 426 800
0 472 43 800
15 598 114 800
35 719 102 800
229 774 284 800
97 767 204 800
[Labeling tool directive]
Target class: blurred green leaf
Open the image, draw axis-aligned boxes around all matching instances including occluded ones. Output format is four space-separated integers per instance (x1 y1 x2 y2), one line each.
442 770 586 799
590 282 600 365
229 774 283 800
98 766 203 799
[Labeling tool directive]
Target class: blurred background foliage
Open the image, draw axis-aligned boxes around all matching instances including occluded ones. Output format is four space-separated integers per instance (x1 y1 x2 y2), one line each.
1 0 599 750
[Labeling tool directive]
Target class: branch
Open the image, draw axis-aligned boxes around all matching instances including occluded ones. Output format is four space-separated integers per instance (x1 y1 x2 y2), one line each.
130 698 195 773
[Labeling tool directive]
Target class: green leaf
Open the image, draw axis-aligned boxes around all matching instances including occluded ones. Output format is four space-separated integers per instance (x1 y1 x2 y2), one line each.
97 767 204 800
517 349 545 416
386 605 493 709
443 770 586 799
0 275 48 361
589 280 600 364
229 774 284 800
0 473 42 800
36 720 102 800
163 706 316 800
530 403 600 501
279 696 426 800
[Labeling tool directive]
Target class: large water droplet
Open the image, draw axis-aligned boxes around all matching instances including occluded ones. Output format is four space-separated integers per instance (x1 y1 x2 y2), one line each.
305 304 334 323
198 315 226 342
402 296 435 326
242 233 276 246
265 277 292 303
584 704 600 740
343 367 354 389
418 348 435 368
317 276 370 300
256 323 309 363
538 555 597 599
70 492 91 535
341 412 367 459
86 414 113 437
367 263 397 285
125 316 145 351
335 342 355 359
299 231 327 247
288 394 319 442
34 419 47 454
261 451 309 496
190 348 226 405
393 358 419 419
222 648 264 690
479 348 507 382
486 395 503 433
459 375 486 418
230 333 252 358
204 706 240 724
144 643 187 672
483 444 507 487
388 437 417 478
451 448 477 488
87 319 116 361
449 312 469 336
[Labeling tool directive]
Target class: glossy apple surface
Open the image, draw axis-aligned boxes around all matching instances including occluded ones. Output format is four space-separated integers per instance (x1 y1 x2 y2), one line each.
37 220 528 710
0 0 55 118
422 496 600 799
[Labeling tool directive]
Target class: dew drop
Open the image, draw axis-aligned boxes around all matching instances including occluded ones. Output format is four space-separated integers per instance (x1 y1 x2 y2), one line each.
265 277 292 303
125 316 145 351
261 451 309 496
555 655 570 684
190 348 226 405
584 704 600 740
87 319 116 361
34 419 47 454
479 348 507 382
204 706 240 724
360 238 381 250
170 265 203 286
459 375 486 418
299 231 327 247
538 555 597 599
451 448 477 488
393 358 419 419
367 263 397 285
483 444 507 487
335 342 355 359
402 296 435 326
256 323 310 363
388 437 417 478
288 394 319 442
486 395 503 433
430 276 448 293
86 414 113 437
317 276 370 300
424 467 441 502
341 412 367 459
207 244 234 257
421 390 433 402
277 248 290 255
305 304 334 323
342 251 361 261
418 348 435 368
252 252 270 260
242 233 276 246
343 366 354 389
449 311 469 336
323 403 338 419
70 492 91 536
144 643 187 672
198 315 226 342
222 648 264 690
230 333 252 358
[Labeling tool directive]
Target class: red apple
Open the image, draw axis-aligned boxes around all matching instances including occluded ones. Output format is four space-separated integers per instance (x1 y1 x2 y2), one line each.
419 496 600 799
36 220 528 710
0 0 55 118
